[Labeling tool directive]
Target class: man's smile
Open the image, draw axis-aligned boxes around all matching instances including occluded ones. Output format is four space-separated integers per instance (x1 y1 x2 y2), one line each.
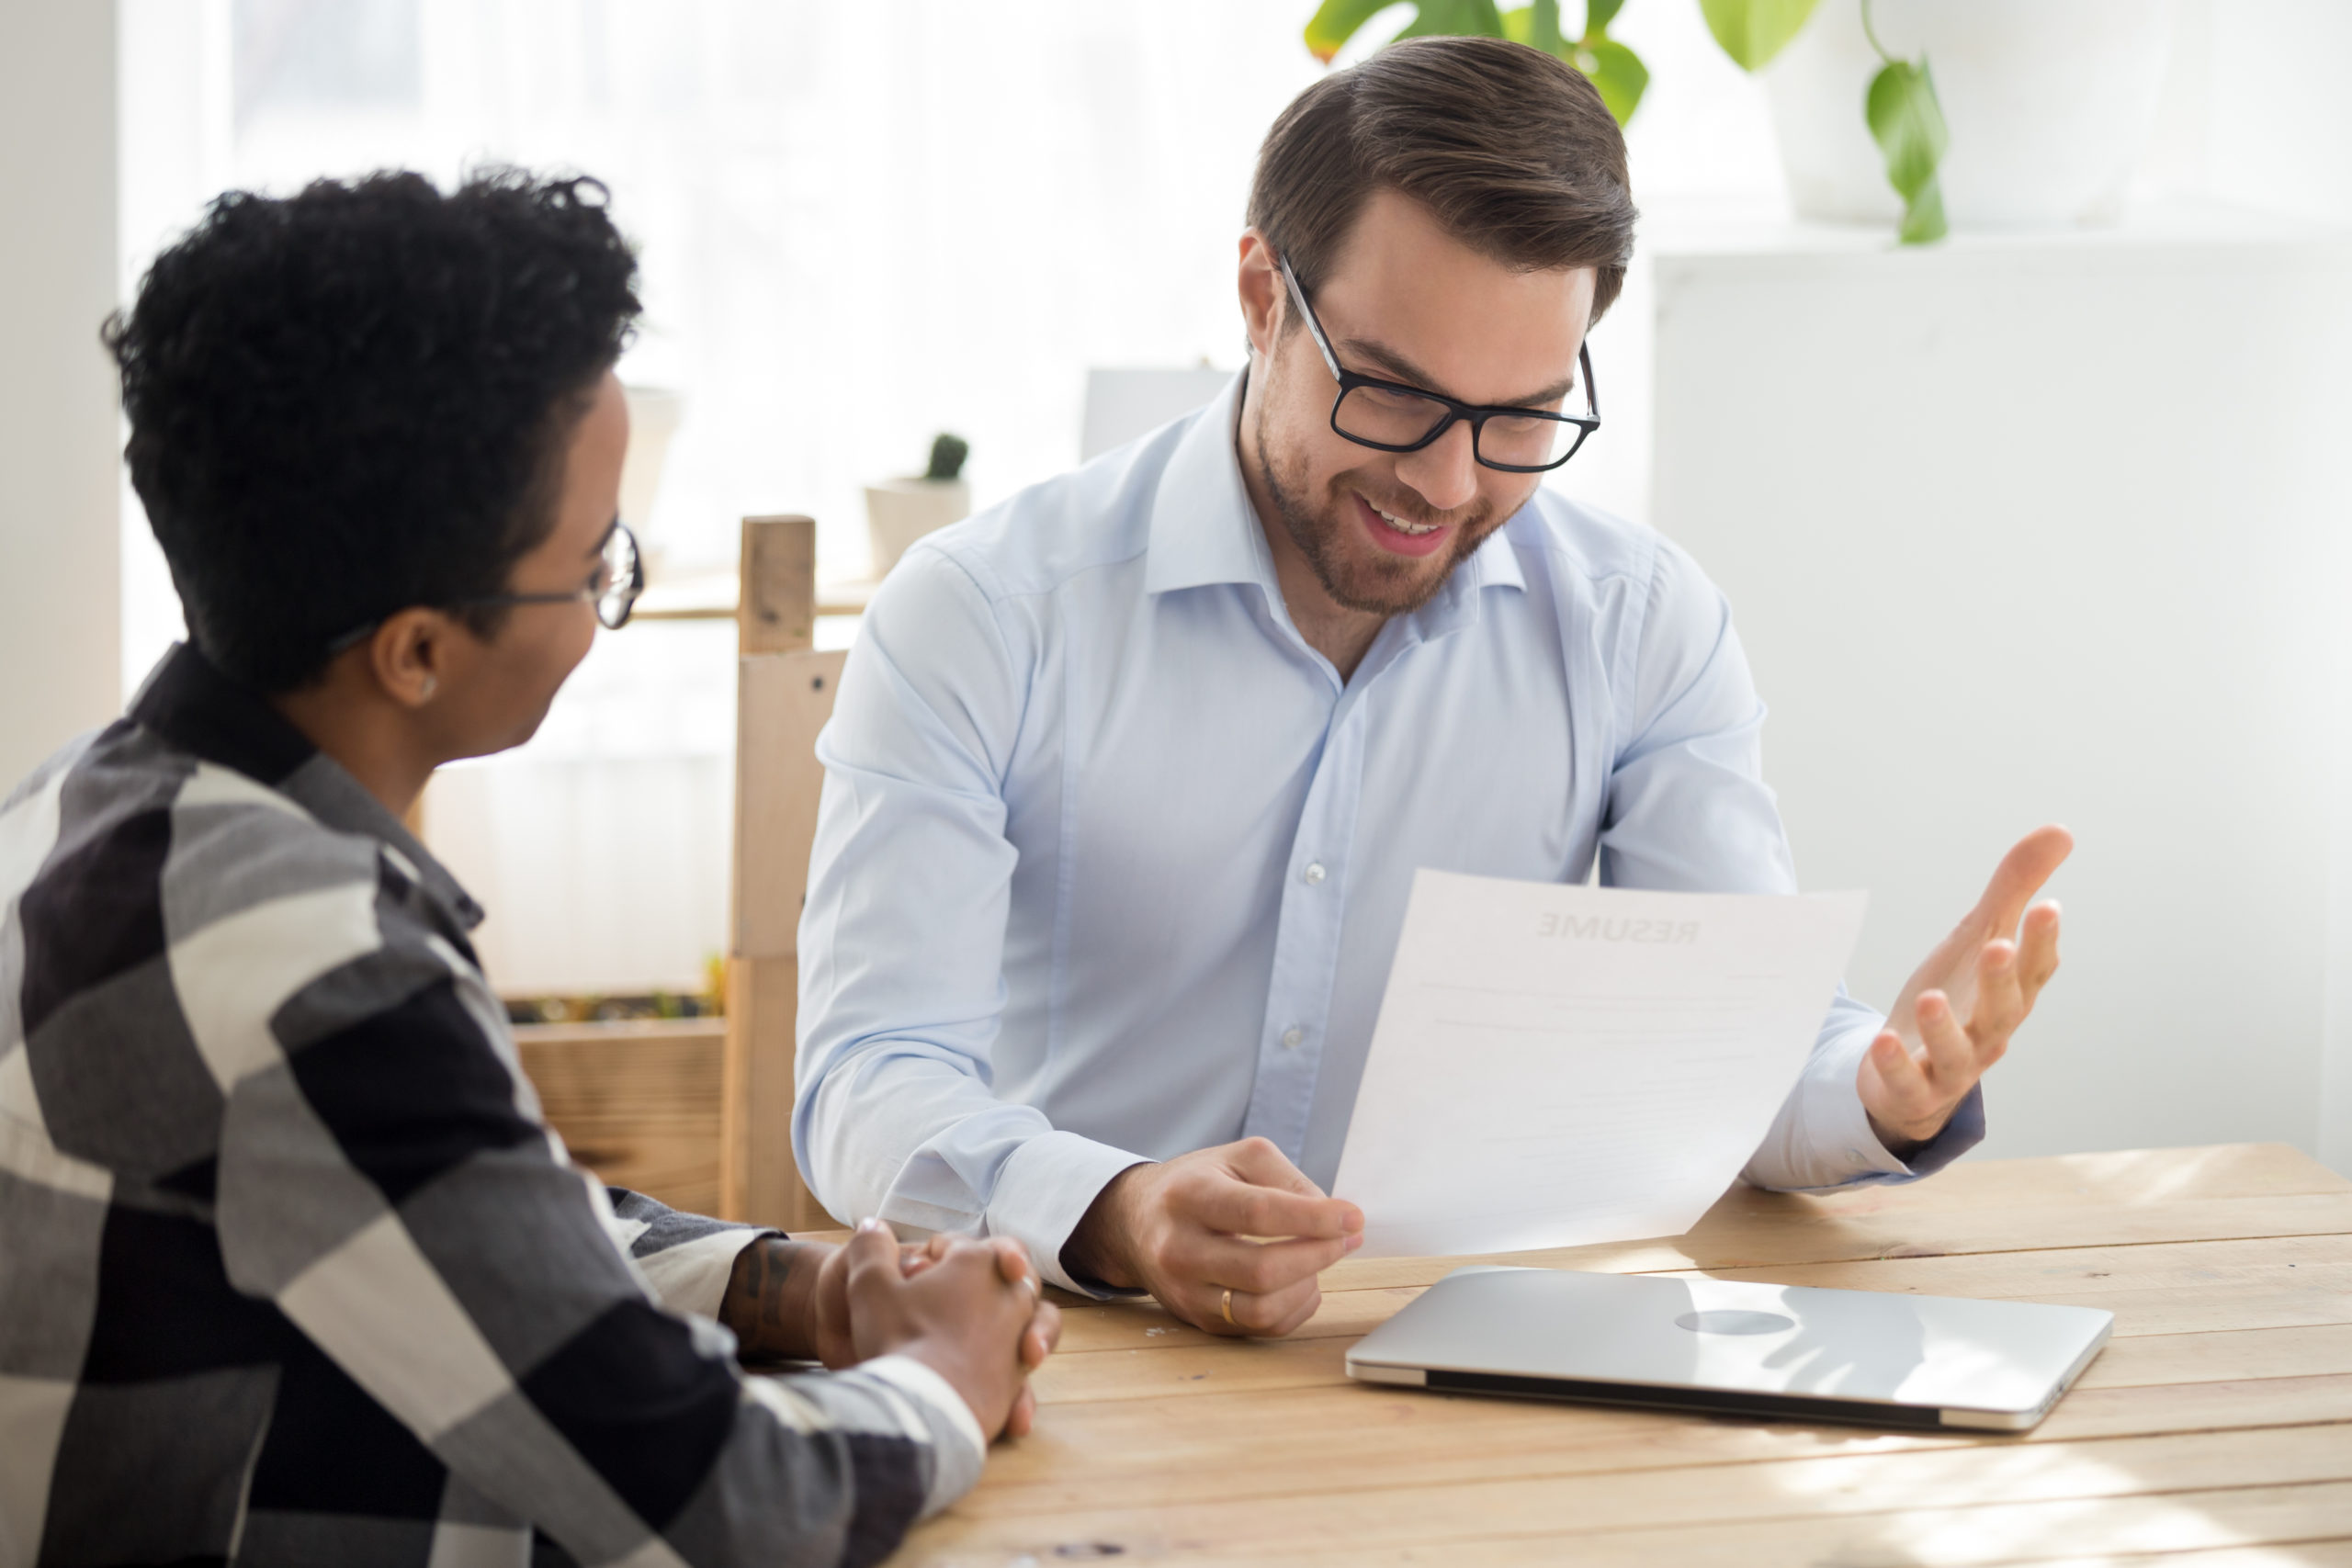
1352 491 1455 558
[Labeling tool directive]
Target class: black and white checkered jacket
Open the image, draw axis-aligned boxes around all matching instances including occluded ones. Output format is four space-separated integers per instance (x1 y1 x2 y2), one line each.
0 644 982 1568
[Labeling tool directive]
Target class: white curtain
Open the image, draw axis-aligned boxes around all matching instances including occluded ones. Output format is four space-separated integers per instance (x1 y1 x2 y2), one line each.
108 0 1790 994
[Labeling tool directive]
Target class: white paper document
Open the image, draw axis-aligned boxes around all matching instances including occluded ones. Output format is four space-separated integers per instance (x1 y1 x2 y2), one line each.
1332 871 1867 1259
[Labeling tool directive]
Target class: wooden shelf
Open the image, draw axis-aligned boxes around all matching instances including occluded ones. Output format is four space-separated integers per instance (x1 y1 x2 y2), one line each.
633 568 876 623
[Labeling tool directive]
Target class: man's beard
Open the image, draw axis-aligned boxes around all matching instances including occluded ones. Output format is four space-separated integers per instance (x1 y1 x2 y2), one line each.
1252 398 1498 618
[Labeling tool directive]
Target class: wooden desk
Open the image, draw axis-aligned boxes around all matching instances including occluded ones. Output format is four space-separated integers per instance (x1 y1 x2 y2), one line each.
883 1143 2352 1565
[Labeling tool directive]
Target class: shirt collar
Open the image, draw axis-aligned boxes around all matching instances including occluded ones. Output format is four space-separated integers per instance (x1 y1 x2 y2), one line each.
1143 369 1275 597
1140 367 1532 611
1465 516 1528 594
130 642 485 930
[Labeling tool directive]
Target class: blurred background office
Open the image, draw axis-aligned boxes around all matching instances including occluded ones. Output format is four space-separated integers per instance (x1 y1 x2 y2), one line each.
5 1 2348 1169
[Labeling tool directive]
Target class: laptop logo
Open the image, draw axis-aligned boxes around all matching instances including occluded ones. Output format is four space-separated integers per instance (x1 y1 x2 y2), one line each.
1674 1310 1795 1336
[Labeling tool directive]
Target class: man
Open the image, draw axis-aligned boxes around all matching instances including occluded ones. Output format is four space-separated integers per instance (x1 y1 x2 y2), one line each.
0 170 1056 1568
796 37 2066 1337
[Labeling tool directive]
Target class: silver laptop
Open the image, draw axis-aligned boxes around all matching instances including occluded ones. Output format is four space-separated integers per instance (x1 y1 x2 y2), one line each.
1346 1268 2112 1431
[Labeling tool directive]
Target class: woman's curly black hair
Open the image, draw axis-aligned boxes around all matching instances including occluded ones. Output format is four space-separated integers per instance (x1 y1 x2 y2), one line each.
106 168 641 692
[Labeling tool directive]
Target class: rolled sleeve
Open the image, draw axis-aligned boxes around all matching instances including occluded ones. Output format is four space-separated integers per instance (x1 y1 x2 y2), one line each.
1742 1008 1987 1192
603 1188 771 1321
986 1130 1154 1295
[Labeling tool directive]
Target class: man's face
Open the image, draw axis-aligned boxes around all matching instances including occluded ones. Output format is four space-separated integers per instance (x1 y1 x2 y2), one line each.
442 369 628 757
1247 190 1597 616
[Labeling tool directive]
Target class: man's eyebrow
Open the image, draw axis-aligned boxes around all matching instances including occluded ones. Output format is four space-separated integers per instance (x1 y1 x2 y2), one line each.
1339 335 1578 411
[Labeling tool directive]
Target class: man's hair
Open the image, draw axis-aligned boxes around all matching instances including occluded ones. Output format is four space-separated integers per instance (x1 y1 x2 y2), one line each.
106 169 641 693
1246 36 1636 323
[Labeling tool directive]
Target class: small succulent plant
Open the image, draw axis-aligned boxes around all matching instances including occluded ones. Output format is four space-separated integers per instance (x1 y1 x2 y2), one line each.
925 433 970 483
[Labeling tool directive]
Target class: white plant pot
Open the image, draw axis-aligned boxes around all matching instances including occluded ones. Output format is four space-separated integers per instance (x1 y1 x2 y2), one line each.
864 477 971 578
619 385 684 569
1765 0 2175 230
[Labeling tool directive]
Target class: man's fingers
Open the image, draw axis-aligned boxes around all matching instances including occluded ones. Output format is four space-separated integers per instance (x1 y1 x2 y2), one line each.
1868 1029 1930 1111
1969 940 2026 1050
1915 990 1975 1084
2018 901 2062 1000
1191 1231 1353 1295
1005 1382 1036 1440
1204 1271 1321 1337
1192 1178 1361 1242
1223 1135 1329 1200
1973 825 2073 937
1263 1285 1329 1339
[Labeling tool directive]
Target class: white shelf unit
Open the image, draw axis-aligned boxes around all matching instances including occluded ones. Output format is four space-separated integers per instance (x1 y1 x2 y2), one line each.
1640 203 2352 1169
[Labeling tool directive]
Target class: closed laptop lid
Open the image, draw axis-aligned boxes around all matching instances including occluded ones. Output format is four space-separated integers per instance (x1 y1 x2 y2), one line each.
1346 1268 2112 1422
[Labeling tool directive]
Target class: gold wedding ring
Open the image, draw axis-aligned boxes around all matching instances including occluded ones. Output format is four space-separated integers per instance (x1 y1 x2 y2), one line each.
1220 1287 1236 1325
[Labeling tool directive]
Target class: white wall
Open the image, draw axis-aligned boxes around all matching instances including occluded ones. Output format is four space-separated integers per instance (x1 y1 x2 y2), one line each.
2169 0 2352 1187
1647 209 2352 1167
0 0 120 785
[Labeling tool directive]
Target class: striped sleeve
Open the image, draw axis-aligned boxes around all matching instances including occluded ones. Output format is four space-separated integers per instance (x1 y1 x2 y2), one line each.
601 1188 770 1325
197 796 977 1566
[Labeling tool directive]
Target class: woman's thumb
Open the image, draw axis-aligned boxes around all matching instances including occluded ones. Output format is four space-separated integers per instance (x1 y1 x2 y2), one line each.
845 1217 899 1286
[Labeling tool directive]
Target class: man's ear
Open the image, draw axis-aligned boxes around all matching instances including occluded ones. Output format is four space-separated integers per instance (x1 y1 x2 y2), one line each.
367 607 458 710
1238 229 1284 363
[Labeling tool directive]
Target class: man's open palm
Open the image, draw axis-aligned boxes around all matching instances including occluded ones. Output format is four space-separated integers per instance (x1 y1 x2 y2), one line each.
1859 825 2072 1149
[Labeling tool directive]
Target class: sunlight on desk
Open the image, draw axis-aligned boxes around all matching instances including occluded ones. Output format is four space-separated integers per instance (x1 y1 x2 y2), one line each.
861 1143 2352 1566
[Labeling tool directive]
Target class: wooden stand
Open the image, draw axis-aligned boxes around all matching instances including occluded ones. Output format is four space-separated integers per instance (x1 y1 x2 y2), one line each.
718 515 842 1231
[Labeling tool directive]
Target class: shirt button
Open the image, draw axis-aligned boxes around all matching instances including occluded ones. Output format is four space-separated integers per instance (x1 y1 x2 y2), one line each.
1282 1026 1304 1049
1302 863 1327 886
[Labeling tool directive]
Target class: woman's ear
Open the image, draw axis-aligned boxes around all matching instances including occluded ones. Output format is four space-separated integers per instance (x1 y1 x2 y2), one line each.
367 608 454 709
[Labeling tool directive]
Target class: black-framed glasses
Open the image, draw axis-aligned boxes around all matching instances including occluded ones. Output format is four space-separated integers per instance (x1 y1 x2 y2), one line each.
325 516 644 656
469 514 643 629
1277 251 1600 473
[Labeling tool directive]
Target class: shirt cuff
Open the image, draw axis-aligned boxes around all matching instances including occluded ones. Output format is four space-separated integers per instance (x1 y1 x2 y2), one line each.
1744 1021 1987 1192
854 1353 989 1517
632 1227 774 1322
984 1129 1152 1296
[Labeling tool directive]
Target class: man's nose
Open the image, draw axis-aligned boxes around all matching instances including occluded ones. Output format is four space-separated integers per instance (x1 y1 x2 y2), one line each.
1392 419 1480 514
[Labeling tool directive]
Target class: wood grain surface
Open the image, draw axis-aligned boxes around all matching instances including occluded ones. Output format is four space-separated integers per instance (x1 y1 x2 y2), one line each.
858 1142 2352 1566
514 1018 723 1216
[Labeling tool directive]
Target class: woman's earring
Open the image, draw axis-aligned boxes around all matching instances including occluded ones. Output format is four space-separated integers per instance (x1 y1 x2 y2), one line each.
420 675 438 700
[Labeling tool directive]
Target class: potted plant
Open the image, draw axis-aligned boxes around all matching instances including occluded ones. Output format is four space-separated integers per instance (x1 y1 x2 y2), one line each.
864 433 971 579
1306 0 2174 246
1766 1 2174 234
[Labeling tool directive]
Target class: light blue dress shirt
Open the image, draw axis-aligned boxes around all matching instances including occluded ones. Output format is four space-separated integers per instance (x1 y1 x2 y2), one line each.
797 374 1982 1291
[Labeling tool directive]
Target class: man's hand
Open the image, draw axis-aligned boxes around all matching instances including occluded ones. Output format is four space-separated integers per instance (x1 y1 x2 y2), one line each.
842 1221 1062 1441
1062 1136 1363 1337
1860 825 2072 1152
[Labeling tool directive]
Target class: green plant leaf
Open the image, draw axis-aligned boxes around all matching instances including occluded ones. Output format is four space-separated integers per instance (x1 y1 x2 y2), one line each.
1515 0 1567 51
1586 0 1628 31
1698 0 1821 70
1506 2 1645 123
1395 0 1508 40
1305 0 1403 62
1573 37 1649 123
1865 56 1950 243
